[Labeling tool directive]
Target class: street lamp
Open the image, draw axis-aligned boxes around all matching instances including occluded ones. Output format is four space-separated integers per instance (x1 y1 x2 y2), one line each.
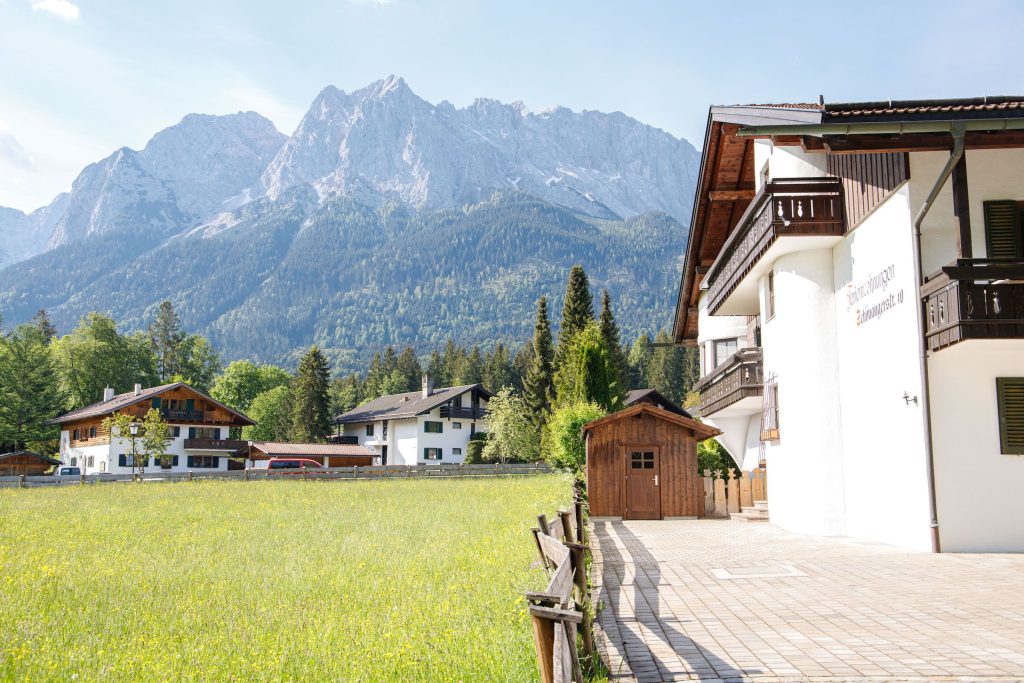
129 422 140 475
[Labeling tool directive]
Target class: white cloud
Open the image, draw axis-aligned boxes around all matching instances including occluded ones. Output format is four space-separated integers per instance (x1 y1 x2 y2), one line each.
30 0 80 21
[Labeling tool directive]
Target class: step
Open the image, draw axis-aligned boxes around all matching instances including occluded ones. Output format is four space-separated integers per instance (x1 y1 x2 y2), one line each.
730 509 770 522
753 500 769 511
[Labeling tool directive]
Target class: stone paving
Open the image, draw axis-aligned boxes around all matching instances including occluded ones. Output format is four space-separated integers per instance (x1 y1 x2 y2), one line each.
590 519 1024 682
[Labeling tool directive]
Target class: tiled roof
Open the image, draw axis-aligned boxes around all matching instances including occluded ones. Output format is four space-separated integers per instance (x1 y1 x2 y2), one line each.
333 384 491 424
53 382 254 425
824 96 1024 120
624 388 692 418
250 442 375 457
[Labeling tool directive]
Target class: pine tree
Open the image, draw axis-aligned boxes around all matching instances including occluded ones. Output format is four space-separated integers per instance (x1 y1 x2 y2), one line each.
460 345 485 385
598 290 630 400
553 322 621 411
394 347 422 391
148 300 184 382
555 265 594 367
441 340 465 387
523 296 555 437
628 332 653 389
426 350 445 386
483 343 515 393
647 329 685 404
291 345 332 442
31 309 57 341
0 324 63 451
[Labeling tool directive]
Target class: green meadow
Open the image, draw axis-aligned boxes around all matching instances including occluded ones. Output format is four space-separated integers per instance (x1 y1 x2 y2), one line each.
0 475 572 681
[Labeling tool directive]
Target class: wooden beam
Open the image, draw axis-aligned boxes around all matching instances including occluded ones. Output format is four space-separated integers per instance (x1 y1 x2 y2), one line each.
951 154 972 258
806 131 1024 154
709 189 755 201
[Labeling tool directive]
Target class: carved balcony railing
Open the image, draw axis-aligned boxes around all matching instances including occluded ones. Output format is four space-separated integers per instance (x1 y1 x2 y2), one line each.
922 259 1024 352
183 438 247 451
161 409 206 422
705 177 845 314
439 406 486 420
695 347 764 417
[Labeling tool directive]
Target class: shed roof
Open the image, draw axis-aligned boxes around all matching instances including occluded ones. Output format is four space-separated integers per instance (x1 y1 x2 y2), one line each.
582 404 721 441
0 451 61 465
333 384 492 424
54 382 254 426
249 442 376 457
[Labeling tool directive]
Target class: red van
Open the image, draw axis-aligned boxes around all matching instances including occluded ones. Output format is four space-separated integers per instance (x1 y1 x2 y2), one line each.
265 458 323 471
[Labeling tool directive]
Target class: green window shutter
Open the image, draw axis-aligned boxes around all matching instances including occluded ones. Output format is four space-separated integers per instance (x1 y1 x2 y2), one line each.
997 378 1024 455
186 456 194 468
984 201 1022 259
152 397 161 409
188 427 196 439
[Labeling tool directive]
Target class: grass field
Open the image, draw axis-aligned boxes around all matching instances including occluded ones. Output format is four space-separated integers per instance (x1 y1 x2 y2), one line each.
0 475 572 681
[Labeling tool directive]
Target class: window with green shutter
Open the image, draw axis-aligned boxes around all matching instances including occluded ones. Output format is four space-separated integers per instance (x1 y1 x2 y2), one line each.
984 201 1023 259
997 378 1024 455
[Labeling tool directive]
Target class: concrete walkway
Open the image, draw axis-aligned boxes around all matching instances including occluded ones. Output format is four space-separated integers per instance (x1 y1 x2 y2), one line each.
591 520 1024 682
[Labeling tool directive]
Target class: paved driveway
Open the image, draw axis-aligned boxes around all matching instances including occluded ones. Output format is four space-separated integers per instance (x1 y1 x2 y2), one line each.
591 520 1024 682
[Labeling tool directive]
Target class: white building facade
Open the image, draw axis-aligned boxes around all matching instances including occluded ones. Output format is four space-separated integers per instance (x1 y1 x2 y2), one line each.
334 377 490 466
56 383 253 475
676 98 1024 551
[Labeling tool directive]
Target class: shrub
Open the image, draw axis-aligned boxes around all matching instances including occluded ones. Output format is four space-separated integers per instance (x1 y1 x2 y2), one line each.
542 401 605 478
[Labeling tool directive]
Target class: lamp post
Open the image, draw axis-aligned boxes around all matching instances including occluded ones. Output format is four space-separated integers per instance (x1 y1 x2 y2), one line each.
129 422 140 476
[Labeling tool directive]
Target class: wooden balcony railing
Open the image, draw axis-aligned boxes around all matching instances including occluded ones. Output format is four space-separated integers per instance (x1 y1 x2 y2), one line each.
439 406 486 420
695 347 764 417
922 259 1024 352
183 438 247 452
161 409 205 422
706 177 845 314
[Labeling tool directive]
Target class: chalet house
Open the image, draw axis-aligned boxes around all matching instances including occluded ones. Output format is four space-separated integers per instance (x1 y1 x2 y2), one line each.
675 96 1024 552
333 375 491 465
55 382 254 474
0 451 61 476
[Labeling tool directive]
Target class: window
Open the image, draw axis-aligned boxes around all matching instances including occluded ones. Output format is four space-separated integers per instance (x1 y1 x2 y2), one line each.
382 421 388 438
713 339 738 368
423 448 442 460
453 422 462 429
766 271 776 320
70 457 77 466
630 451 655 470
152 456 179 469
453 395 463 408
99 461 106 472
760 378 781 442
72 429 79 441
89 426 97 439
366 424 374 437
269 460 301 470
171 426 181 438
151 397 161 409
997 378 1024 455
186 456 219 468
86 456 94 468
118 454 143 468
452 448 462 457
424 421 443 433
984 201 1024 259
470 423 476 436
188 427 220 439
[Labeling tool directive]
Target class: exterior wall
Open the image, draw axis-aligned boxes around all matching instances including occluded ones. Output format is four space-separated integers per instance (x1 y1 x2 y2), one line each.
704 414 760 471
392 419 420 465
764 143 828 182
831 185 933 550
929 340 1024 552
760 247 847 537
60 424 234 474
696 290 750 376
586 412 702 519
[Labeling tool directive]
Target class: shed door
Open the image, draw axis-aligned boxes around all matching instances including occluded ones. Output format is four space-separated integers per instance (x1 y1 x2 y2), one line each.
625 447 661 520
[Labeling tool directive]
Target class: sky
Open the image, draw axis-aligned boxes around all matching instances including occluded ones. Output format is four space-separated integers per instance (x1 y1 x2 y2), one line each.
0 0 1021 212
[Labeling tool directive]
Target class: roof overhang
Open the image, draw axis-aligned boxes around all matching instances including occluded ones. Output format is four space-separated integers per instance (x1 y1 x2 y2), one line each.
582 403 721 441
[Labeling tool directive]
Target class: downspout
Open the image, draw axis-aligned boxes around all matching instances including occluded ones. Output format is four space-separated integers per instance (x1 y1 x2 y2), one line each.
910 121 966 553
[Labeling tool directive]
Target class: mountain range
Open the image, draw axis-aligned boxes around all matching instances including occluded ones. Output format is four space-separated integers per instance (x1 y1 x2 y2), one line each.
0 76 698 370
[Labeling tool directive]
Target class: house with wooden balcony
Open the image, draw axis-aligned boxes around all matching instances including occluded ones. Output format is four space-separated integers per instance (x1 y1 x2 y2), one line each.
674 96 1024 552
332 374 491 465
54 382 253 474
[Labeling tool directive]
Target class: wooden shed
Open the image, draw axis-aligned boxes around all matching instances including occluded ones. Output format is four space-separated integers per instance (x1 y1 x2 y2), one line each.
583 404 721 520
0 451 61 476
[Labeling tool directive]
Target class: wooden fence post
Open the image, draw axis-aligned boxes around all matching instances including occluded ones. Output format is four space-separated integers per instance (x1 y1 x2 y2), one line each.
18 474 25 488
727 471 740 514
713 472 727 517
530 611 556 683
574 499 585 544
537 513 551 537
187 471 193 482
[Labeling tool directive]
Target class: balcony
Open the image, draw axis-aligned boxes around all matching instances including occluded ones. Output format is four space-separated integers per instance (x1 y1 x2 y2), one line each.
184 438 247 451
439 406 486 420
922 259 1024 352
705 177 845 315
695 347 764 417
161 409 205 422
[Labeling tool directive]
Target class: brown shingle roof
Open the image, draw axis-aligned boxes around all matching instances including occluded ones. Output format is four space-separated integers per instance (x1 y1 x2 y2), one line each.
250 442 375 457
54 382 254 426
625 388 692 418
333 384 492 424
824 96 1024 121
0 451 61 465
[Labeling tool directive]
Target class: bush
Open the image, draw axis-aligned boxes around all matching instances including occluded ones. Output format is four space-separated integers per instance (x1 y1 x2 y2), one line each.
464 436 487 464
542 401 606 478
697 434 738 476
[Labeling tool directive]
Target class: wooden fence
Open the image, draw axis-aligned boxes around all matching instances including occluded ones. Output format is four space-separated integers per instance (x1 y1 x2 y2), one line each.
0 462 554 488
526 497 594 683
702 468 768 517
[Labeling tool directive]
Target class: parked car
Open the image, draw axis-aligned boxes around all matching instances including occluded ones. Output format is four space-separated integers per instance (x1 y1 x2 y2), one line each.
56 466 81 476
264 458 323 471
